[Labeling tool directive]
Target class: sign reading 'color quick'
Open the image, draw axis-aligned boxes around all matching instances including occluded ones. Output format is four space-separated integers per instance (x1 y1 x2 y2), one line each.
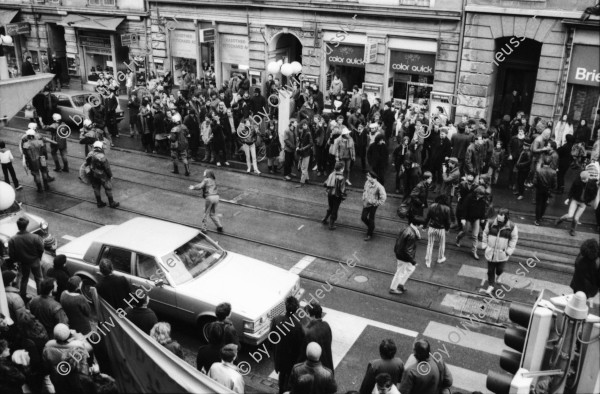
327 44 365 67
390 50 435 76
568 45 600 88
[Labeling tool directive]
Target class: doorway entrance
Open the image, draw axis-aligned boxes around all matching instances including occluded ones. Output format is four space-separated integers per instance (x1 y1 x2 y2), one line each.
491 37 542 121
268 33 302 86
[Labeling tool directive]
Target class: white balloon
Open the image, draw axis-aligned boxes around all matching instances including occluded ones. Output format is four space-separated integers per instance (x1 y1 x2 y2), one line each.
1 35 13 45
291 61 302 74
267 61 281 74
277 59 283 65
0 182 16 211
281 63 293 77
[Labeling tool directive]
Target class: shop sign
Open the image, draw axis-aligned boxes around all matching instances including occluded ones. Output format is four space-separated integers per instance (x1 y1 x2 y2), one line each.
6 22 30 36
121 34 138 46
221 34 249 65
80 35 111 49
302 75 319 86
390 50 435 76
327 44 365 67
568 45 600 88
362 82 382 106
364 42 378 64
200 28 215 43
170 30 197 59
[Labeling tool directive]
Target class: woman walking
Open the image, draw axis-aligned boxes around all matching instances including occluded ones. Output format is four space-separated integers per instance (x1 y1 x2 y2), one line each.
189 169 224 233
322 161 346 230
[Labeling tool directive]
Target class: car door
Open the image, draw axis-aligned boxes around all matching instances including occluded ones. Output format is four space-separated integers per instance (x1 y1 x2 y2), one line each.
131 252 177 317
98 245 135 287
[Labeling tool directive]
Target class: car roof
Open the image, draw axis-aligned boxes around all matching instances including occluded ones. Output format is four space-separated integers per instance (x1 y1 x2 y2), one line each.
97 217 199 257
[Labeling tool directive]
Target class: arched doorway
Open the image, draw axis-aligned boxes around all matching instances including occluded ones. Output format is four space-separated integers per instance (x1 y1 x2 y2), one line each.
269 33 302 86
491 37 542 121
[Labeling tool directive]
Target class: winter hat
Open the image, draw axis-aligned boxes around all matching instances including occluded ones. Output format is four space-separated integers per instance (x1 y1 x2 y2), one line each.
2 270 16 286
367 170 379 181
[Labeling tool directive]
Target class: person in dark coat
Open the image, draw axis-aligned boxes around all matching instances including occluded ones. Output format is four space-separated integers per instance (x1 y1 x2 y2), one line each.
408 172 433 225
570 239 600 300
399 339 452 394
359 339 405 394
456 186 487 260
360 93 370 118
124 293 158 335
207 302 240 348
210 113 228 166
196 323 223 374
8 216 44 299
184 108 201 160
60 276 92 335
574 119 592 145
96 259 131 310
288 342 337 394
429 128 452 192
0 339 26 394
32 90 58 126
29 278 69 337
271 296 305 394
555 170 599 236
556 134 574 194
367 133 388 186
127 94 141 137
46 254 71 302
22 56 36 76
299 301 334 374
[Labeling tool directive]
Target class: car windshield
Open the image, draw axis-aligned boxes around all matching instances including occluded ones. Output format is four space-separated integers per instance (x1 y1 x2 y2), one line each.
72 95 88 107
0 202 22 219
161 234 224 285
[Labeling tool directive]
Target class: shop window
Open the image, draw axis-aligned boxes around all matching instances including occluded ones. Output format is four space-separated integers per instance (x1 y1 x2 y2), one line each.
88 0 114 5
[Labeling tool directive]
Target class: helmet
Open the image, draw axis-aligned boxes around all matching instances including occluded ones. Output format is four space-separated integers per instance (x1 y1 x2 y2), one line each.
28 122 37 130
83 119 92 127
53 323 70 342
26 129 36 136
52 113 61 122
171 113 182 123
93 141 104 149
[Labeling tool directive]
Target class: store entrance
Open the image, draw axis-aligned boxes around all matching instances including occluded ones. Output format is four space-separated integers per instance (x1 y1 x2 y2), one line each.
268 33 302 86
47 23 68 85
491 37 541 121
327 64 365 94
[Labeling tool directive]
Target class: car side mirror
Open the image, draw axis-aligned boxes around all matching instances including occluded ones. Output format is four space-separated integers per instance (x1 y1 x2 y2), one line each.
154 279 164 287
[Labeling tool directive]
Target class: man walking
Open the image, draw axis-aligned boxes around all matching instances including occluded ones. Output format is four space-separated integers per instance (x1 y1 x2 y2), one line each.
47 113 69 172
8 217 45 299
333 127 355 182
361 171 387 241
456 186 487 260
86 141 119 208
389 217 420 295
533 156 557 226
481 208 518 295
22 128 55 193
423 195 451 267
296 120 314 187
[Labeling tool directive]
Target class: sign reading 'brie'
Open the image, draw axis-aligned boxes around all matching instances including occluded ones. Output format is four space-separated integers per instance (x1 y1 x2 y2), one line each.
568 45 600 87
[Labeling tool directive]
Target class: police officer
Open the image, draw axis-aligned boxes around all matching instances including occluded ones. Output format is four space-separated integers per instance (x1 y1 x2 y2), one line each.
169 113 190 176
79 119 109 155
23 129 54 192
47 113 69 172
87 141 119 208
105 86 120 139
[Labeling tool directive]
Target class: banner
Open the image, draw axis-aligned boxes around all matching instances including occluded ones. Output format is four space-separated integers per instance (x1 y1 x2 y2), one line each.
221 34 249 65
91 289 232 393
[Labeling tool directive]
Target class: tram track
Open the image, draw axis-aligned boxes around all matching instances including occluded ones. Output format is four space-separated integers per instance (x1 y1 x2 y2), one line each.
21 181 569 330
3 137 582 271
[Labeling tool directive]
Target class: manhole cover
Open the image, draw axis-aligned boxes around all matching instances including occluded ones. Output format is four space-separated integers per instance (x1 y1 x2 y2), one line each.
354 275 368 283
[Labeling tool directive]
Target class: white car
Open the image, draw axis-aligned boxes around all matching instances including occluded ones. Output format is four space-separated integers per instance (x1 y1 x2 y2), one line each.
56 217 302 345
53 89 124 130
1 202 55 262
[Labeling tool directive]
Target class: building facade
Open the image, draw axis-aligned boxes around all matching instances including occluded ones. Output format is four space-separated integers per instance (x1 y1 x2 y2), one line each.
456 0 599 135
142 0 463 114
0 0 149 90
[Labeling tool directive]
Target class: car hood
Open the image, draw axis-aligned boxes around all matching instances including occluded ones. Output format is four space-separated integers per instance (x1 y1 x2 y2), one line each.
56 225 115 259
176 251 299 319
0 212 43 240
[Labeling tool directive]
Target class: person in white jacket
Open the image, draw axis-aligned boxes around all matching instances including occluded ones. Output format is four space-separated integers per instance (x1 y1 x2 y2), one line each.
554 115 573 147
481 208 518 295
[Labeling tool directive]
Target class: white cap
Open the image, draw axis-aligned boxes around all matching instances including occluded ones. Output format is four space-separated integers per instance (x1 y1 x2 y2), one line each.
52 113 61 121
171 113 182 123
83 119 92 127
26 129 36 136
93 141 104 149
28 122 37 130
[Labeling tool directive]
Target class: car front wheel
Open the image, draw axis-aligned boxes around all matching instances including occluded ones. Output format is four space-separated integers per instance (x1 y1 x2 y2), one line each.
80 276 96 303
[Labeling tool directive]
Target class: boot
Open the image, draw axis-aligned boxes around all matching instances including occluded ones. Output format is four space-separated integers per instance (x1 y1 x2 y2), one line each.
184 164 190 176
62 164 69 173
44 182 50 191
109 199 120 208
268 166 273 174
321 211 331 224
329 218 336 230
172 163 179 174
96 196 107 208
570 220 576 236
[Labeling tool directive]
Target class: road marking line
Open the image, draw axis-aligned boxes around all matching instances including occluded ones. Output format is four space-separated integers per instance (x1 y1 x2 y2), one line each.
297 225 304 231
62 235 76 241
269 306 418 380
290 256 315 275
423 321 505 356
447 364 492 394
458 265 571 295
233 211 240 217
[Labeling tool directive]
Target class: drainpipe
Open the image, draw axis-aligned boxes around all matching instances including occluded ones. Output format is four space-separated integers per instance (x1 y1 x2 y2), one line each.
144 0 152 75
551 26 571 124
453 0 468 117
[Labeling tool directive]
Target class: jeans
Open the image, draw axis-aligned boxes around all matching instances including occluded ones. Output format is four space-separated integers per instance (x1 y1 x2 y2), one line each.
31 167 51 191
243 143 259 172
535 189 550 221
202 195 223 230
299 155 310 183
203 142 214 162
19 262 43 298
2 162 19 187
560 200 587 226
425 227 446 266
339 158 352 180
361 205 378 236
390 259 416 290
487 260 506 286
457 219 480 253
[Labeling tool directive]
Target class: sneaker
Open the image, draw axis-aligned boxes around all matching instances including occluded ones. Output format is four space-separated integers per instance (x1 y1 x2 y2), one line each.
312 165 318 171
346 180 352 186
97 201 107 208
389 289 404 295
364 235 372 241
534 221 540 226
321 218 329 224
425 261 431 268
254 171 261 175
217 162 221 167
569 229 576 236
284 176 292 181
437 257 446 264
247 169 251 173
109 202 120 208
517 195 523 200
15 185 23 190
472 251 479 260
225 162 230 166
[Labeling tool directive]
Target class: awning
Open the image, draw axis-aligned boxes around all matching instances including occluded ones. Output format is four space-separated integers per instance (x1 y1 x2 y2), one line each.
0 10 18 27
58 14 124 31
